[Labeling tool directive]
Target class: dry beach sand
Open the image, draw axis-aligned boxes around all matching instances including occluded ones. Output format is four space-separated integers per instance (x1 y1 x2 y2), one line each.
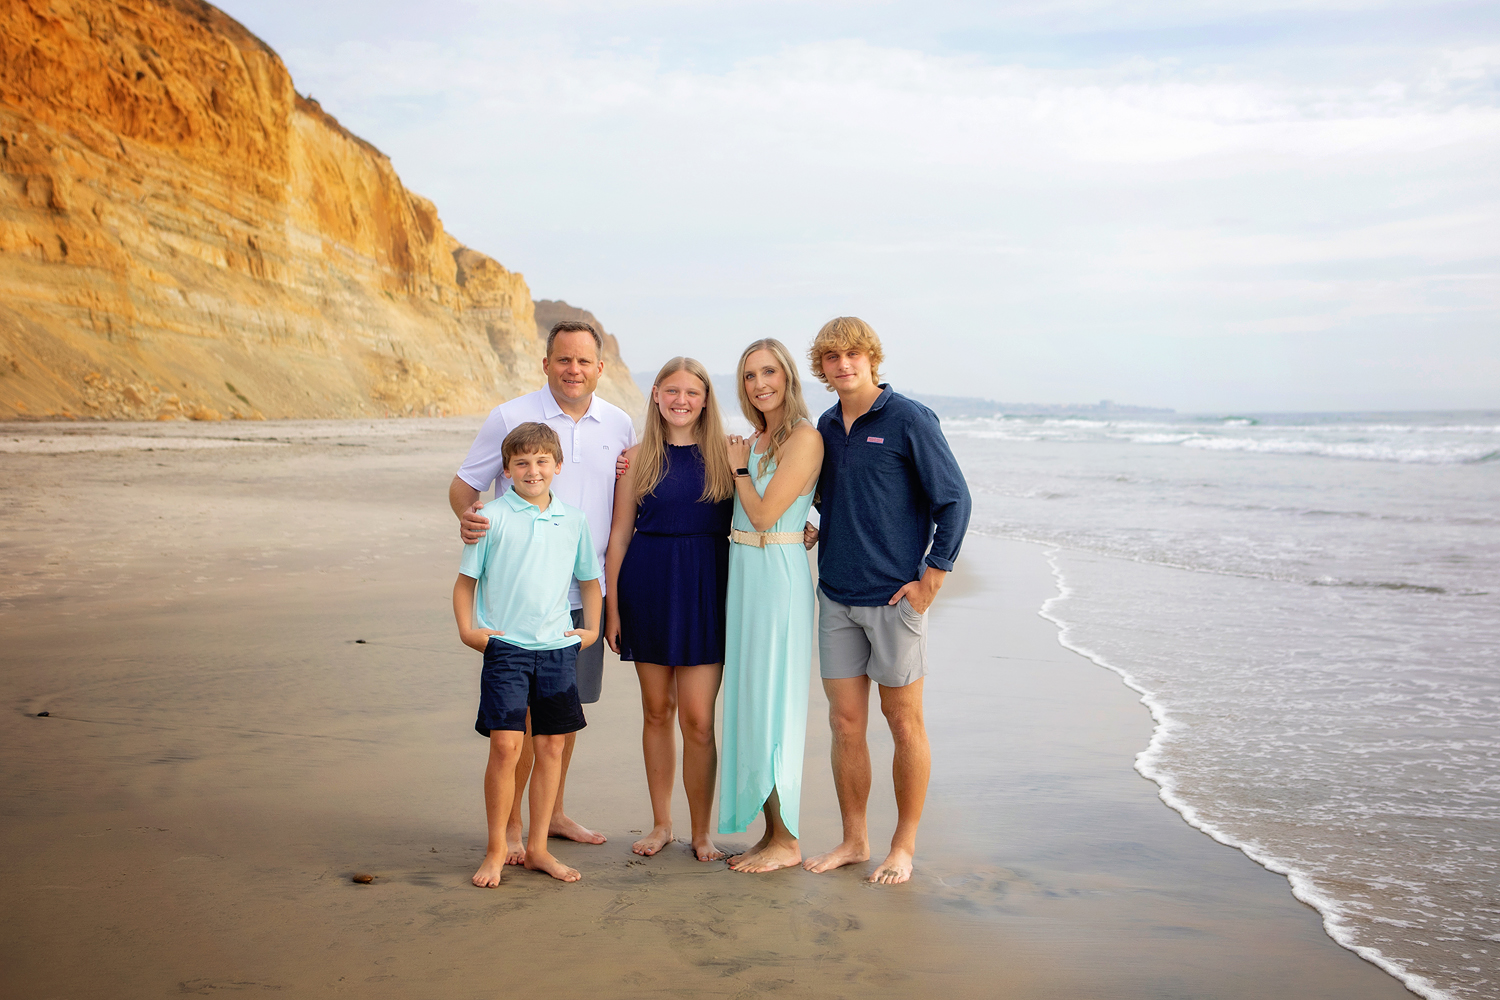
1 418 1413 999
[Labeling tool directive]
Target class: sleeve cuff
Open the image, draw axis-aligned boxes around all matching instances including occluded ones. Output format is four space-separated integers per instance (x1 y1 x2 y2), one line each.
925 555 955 572
456 469 490 492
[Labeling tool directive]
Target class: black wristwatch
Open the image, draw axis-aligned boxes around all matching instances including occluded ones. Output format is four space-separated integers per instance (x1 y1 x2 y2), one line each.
735 467 750 478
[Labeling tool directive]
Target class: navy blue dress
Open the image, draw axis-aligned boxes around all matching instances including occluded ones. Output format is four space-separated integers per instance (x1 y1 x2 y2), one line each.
617 443 732 665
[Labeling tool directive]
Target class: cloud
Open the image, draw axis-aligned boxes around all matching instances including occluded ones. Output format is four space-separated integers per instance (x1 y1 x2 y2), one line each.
228 1 1500 409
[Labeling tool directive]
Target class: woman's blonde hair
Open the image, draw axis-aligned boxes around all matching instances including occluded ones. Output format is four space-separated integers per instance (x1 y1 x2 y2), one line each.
736 338 810 477
807 316 883 390
633 357 734 504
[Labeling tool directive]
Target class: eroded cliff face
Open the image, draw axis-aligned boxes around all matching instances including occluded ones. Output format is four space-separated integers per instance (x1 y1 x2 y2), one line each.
0 0 641 420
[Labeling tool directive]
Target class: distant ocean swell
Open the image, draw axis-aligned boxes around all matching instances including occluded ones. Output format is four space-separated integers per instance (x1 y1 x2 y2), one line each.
1039 551 1456 1000
947 417 1500 465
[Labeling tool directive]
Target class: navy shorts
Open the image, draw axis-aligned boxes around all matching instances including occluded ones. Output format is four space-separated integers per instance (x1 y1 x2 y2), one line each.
475 638 588 738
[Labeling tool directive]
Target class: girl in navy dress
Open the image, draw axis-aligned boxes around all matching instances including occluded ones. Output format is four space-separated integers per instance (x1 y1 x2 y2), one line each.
604 357 734 861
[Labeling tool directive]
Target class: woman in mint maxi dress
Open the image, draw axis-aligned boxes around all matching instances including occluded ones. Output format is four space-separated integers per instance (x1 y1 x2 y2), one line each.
718 338 825 873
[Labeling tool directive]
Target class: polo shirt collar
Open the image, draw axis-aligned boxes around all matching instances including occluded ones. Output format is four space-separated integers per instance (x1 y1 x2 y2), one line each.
868 384 893 413
500 486 561 517
542 388 601 423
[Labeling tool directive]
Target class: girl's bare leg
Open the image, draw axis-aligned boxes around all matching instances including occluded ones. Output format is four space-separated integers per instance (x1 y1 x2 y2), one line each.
676 663 725 861
633 662 677 855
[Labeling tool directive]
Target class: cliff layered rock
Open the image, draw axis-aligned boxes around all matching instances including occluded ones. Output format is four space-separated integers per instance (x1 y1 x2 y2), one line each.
0 0 642 420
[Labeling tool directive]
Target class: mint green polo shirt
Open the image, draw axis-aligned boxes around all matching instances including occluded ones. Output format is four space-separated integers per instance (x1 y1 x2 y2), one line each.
458 488 601 651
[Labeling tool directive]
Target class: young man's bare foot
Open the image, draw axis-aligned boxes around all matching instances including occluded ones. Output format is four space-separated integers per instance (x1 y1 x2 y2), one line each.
473 853 506 888
549 813 607 845
729 841 801 873
691 836 726 862
505 822 526 865
865 847 914 884
523 849 581 882
632 823 673 856
802 839 870 873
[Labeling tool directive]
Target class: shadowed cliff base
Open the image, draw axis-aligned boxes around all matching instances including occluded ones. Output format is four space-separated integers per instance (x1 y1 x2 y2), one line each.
0 0 642 420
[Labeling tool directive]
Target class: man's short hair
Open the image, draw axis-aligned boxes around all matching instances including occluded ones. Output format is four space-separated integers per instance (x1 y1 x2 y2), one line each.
546 321 604 358
501 422 564 466
808 316 884 389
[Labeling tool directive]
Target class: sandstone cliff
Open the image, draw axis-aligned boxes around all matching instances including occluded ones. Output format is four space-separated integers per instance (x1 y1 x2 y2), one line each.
0 0 642 421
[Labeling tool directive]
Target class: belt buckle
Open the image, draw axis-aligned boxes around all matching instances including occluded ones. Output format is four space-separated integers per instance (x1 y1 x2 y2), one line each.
752 531 766 548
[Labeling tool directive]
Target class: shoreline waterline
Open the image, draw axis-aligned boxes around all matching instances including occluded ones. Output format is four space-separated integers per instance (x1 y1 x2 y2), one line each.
1037 543 1451 1000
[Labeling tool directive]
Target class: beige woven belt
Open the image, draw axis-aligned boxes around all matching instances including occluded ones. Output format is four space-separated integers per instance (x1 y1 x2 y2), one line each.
730 528 804 548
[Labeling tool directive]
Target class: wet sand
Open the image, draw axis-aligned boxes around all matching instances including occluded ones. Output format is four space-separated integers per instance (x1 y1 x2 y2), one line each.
0 418 1413 998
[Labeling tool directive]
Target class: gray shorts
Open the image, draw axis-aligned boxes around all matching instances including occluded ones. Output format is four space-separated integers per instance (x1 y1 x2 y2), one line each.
817 590 928 688
571 608 604 705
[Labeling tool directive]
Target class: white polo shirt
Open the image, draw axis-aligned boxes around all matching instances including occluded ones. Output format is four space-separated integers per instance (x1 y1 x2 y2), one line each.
457 388 636 608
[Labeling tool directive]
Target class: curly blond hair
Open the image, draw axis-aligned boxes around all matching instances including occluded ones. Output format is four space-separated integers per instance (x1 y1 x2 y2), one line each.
807 316 883 390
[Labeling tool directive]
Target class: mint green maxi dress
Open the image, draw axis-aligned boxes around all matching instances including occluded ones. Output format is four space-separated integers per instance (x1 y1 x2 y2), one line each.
717 438 817 836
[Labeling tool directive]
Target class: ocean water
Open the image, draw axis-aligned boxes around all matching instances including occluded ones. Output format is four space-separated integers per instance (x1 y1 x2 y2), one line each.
943 411 1500 1000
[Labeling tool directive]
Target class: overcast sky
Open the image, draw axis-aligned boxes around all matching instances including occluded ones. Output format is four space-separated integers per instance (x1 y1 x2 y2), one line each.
218 0 1499 412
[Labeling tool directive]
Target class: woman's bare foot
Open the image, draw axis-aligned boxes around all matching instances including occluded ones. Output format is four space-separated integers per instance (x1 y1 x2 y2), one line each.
802 838 870 873
549 813 607 845
523 849 581 882
691 836 726 862
729 840 801 873
632 823 674 856
473 852 506 888
505 822 526 865
727 829 773 867
866 847 914 884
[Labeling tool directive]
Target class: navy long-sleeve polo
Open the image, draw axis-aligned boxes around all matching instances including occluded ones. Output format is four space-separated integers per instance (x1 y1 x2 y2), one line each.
814 385 972 606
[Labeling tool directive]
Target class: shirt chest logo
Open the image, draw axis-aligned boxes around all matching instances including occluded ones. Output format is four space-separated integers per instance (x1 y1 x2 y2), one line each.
866 436 884 444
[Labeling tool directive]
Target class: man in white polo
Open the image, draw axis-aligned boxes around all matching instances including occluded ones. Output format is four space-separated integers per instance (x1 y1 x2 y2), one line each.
449 320 636 860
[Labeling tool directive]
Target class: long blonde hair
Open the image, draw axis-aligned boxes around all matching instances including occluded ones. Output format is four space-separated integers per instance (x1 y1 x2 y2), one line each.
633 357 734 504
737 338 811 477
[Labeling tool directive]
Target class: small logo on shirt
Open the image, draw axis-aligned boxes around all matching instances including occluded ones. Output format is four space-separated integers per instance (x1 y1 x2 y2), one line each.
866 436 885 444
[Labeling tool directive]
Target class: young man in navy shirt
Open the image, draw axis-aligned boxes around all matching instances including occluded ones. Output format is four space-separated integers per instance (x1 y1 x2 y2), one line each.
800 317 971 884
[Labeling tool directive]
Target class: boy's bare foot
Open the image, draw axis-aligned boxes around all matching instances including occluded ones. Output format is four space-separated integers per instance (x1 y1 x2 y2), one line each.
549 813 607 845
691 836 726 862
729 841 801 873
473 852 506 888
523 849 581 883
632 823 673 856
802 839 870 873
505 823 526 865
866 847 914 884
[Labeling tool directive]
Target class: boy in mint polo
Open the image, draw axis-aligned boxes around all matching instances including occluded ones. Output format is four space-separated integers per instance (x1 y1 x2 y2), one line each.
452 421 602 888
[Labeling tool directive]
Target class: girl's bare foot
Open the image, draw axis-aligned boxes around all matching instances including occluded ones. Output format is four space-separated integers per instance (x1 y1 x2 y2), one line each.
523 849 581 882
473 852 505 887
549 813 607 845
632 823 673 856
802 838 870 873
866 847 913 884
505 823 526 865
729 840 801 873
691 836 726 862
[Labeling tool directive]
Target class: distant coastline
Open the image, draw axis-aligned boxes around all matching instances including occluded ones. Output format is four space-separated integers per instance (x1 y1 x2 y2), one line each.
628 371 1172 422
904 394 1175 419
